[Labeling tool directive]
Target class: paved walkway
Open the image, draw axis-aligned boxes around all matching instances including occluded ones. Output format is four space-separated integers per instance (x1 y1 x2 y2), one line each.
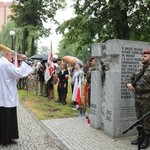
0 105 64 150
42 118 139 150
0 104 143 150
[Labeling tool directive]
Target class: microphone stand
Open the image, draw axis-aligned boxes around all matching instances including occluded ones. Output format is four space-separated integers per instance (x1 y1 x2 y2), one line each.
122 111 150 150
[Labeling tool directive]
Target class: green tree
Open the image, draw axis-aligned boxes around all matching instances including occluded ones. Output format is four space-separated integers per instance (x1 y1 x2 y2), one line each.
0 21 23 53
74 0 150 41
56 15 94 62
11 0 65 56
57 0 150 61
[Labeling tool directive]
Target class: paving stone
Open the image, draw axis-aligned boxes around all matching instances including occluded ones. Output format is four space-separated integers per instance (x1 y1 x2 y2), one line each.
0 105 61 150
42 117 139 150
0 104 143 150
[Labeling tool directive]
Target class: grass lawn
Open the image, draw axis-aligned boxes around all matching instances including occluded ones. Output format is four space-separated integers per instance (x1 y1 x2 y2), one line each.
19 82 87 120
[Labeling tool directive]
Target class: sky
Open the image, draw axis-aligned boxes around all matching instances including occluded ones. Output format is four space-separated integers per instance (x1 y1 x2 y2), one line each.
39 0 75 54
1 0 75 54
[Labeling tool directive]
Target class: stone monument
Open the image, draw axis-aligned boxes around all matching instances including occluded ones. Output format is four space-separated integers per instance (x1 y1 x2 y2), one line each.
90 39 150 138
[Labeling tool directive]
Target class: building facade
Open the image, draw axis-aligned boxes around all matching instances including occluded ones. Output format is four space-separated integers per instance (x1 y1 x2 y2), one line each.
0 1 13 31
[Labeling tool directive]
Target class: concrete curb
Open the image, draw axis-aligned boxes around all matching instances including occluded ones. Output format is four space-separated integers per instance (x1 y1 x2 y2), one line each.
20 103 68 150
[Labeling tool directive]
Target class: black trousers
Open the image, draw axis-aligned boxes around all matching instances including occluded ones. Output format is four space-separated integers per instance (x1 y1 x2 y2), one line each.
0 107 19 140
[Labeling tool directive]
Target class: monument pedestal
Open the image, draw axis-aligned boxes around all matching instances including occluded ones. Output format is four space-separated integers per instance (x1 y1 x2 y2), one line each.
90 71 103 129
90 39 150 138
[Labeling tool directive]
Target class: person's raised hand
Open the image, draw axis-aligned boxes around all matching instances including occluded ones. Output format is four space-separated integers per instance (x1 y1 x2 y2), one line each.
127 83 135 91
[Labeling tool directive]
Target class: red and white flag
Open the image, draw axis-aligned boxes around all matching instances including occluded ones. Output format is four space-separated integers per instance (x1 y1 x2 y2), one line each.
72 76 82 106
44 41 54 83
76 77 82 106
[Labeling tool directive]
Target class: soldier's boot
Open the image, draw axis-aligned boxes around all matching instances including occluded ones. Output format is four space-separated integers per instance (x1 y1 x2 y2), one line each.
140 134 149 149
131 139 138 145
131 131 144 145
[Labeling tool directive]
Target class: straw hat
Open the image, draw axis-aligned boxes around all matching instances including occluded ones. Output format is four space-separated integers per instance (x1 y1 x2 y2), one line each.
0 44 14 53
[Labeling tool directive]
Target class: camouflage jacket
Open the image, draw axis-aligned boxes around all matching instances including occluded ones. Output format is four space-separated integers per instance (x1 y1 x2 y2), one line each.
128 64 150 97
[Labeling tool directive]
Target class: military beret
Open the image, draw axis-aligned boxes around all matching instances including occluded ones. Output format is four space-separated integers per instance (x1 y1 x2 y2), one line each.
143 49 150 54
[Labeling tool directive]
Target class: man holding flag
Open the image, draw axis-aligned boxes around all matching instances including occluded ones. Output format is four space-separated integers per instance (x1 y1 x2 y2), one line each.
44 42 55 99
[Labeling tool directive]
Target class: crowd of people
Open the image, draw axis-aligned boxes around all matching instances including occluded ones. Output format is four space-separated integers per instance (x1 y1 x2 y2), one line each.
16 57 97 110
0 46 95 146
1 43 149 149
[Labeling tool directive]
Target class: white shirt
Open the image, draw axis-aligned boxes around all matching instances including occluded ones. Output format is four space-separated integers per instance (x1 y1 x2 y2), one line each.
0 57 33 107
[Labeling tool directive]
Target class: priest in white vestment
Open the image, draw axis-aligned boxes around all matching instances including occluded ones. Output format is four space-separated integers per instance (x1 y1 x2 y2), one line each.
0 45 33 145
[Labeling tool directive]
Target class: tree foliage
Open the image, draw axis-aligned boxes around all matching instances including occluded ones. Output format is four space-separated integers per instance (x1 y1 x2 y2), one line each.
56 15 94 62
0 21 23 53
57 0 150 62
74 0 150 41
10 0 65 55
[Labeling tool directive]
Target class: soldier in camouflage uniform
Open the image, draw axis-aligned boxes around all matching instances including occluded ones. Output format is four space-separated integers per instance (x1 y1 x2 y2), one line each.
127 49 150 149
